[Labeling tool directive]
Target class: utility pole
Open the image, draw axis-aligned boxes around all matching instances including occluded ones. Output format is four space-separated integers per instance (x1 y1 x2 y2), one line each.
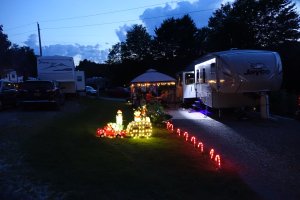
37 22 42 56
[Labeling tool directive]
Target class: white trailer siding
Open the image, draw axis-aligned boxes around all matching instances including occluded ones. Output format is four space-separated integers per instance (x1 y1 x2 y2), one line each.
37 56 85 95
37 56 75 81
75 71 85 91
193 50 282 109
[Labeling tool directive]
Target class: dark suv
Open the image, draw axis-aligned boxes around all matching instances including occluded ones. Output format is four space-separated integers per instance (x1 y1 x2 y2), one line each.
18 80 65 108
0 80 18 110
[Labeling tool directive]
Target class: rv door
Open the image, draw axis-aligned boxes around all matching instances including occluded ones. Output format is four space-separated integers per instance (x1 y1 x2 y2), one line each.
183 72 196 99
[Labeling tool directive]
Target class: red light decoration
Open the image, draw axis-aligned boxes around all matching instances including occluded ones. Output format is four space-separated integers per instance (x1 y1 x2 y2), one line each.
215 154 221 168
96 124 126 138
183 132 189 141
166 122 174 132
96 128 105 137
177 128 181 136
191 136 196 147
166 121 170 129
210 149 214 160
164 122 222 171
197 142 204 153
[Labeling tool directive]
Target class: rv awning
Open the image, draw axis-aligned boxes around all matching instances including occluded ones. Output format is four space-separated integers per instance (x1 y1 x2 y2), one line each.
131 69 175 86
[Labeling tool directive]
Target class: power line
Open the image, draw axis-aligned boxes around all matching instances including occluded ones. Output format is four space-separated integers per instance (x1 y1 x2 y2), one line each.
4 22 36 31
42 9 214 30
4 0 183 30
40 0 184 23
9 30 36 37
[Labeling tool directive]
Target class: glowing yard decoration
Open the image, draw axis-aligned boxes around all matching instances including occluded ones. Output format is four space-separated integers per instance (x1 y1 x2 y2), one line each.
215 155 221 168
96 110 126 138
134 109 142 122
115 110 123 131
210 149 215 160
191 136 196 147
177 128 181 136
126 107 152 138
197 142 204 153
96 123 126 138
166 122 174 132
183 132 189 141
164 123 222 171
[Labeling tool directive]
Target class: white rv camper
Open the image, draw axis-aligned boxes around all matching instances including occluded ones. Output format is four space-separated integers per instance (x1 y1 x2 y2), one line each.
191 50 282 117
37 56 85 95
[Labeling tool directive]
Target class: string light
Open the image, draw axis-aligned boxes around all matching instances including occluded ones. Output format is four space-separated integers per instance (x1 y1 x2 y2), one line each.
132 82 176 87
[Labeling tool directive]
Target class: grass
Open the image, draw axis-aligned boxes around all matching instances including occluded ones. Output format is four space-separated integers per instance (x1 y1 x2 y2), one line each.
22 98 258 199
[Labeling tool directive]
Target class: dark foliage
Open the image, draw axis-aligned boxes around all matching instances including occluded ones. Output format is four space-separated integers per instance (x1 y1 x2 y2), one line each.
0 25 37 78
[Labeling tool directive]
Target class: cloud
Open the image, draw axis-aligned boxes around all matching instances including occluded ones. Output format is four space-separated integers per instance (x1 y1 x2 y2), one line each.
24 34 108 65
139 0 231 35
115 24 132 42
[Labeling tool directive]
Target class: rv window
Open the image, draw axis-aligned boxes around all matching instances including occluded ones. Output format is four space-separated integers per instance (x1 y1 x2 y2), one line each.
77 76 82 82
201 68 206 84
211 63 216 74
185 73 194 85
196 70 200 83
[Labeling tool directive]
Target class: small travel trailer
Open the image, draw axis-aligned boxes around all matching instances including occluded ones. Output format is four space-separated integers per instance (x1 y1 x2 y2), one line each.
37 56 85 95
182 49 282 118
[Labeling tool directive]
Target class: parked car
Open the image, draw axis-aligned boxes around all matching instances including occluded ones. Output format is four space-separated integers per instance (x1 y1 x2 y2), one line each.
106 87 130 98
18 80 65 108
85 85 97 96
0 80 18 110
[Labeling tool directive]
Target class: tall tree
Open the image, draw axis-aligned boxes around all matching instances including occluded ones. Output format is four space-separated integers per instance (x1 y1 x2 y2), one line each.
153 15 199 60
9 45 37 78
253 0 300 47
121 24 153 62
207 0 300 51
0 25 11 70
107 42 122 64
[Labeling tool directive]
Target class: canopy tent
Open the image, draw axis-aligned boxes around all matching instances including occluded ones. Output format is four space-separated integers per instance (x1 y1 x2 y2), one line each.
130 69 176 86
130 69 176 104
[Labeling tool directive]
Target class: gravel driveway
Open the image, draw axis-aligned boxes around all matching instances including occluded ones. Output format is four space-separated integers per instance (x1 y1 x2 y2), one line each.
167 109 300 200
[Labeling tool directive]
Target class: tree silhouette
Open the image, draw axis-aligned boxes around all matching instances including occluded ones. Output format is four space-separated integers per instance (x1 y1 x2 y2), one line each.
153 15 199 60
207 0 300 51
0 25 12 72
121 24 153 62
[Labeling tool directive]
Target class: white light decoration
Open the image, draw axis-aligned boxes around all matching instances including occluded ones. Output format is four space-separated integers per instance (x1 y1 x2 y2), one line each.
115 110 123 131
126 106 152 138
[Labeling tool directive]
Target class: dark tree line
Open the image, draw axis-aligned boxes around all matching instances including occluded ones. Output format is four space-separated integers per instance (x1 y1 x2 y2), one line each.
0 25 37 79
2 0 297 91
88 0 299 91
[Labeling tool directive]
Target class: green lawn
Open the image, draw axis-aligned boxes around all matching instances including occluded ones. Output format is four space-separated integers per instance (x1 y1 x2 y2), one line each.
23 98 258 199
